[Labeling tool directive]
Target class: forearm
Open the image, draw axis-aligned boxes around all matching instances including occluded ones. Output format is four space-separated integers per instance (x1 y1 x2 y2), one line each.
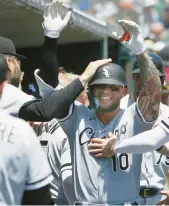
136 51 161 121
19 78 84 121
158 142 169 156
114 126 169 154
39 36 59 88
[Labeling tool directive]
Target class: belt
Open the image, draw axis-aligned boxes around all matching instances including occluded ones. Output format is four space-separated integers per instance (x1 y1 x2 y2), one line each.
75 201 138 205
139 188 159 198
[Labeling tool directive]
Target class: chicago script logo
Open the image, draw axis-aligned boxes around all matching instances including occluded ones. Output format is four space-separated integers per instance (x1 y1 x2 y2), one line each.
114 122 128 138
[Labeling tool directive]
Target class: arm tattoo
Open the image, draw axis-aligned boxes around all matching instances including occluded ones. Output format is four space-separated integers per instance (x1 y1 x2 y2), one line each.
136 51 161 122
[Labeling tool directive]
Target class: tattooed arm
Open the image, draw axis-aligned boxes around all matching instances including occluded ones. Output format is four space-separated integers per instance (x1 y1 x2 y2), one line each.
136 51 161 122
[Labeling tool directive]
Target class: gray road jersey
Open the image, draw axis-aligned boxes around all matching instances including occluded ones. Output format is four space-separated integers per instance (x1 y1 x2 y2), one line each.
60 103 154 204
0 84 34 116
0 110 53 205
39 119 74 205
140 104 169 189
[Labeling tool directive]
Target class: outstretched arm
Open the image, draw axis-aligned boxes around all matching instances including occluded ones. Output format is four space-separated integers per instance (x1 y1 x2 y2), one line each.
112 20 161 122
19 59 112 121
136 52 161 122
38 36 59 89
35 1 71 95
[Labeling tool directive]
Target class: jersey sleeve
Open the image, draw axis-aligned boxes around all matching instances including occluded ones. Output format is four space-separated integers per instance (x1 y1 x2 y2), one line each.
60 138 72 176
24 125 53 190
159 117 169 134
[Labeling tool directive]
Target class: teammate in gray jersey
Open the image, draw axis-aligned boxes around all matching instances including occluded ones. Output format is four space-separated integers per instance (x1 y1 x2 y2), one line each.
119 53 169 205
35 5 75 205
36 20 162 204
39 119 75 205
0 54 54 205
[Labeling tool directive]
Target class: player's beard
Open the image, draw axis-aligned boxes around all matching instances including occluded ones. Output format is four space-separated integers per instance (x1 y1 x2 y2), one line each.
97 96 121 113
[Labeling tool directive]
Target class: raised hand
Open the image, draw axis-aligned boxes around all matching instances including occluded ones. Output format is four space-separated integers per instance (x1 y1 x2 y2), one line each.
79 59 112 86
43 0 72 38
112 20 146 55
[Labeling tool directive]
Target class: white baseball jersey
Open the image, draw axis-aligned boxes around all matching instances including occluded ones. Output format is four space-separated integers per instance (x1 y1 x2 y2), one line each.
120 94 134 109
39 119 75 205
0 84 34 116
0 109 53 205
121 95 169 205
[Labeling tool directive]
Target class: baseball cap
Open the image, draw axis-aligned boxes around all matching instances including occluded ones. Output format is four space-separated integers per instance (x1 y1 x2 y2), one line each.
0 54 8 84
132 52 164 77
0 36 27 60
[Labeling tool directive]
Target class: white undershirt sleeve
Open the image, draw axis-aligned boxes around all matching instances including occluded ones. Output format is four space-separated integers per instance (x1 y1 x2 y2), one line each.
114 125 169 154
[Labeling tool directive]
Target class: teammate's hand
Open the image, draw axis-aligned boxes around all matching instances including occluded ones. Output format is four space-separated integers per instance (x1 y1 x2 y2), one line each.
43 1 72 38
79 59 112 87
88 132 116 158
28 122 48 136
156 190 169 205
111 20 146 55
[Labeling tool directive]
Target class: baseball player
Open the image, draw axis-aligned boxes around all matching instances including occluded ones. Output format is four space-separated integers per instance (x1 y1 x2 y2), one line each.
117 53 169 205
39 119 75 205
0 54 53 205
35 19 163 204
0 6 84 123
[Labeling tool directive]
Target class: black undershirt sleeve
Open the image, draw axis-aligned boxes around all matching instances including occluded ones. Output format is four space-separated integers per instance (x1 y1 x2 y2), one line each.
19 36 84 121
39 36 59 88
19 78 84 122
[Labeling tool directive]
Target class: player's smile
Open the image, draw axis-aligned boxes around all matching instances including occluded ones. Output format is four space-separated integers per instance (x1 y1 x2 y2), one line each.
100 96 112 100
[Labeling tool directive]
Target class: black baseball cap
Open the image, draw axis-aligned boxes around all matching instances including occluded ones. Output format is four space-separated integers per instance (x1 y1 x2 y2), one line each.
132 52 164 77
0 54 7 84
0 36 27 60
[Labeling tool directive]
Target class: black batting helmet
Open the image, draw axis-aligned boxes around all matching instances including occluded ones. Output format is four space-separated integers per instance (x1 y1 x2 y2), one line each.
132 52 164 77
89 63 127 87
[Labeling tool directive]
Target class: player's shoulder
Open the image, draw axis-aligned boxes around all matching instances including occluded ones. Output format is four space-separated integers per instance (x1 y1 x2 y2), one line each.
0 84 34 116
0 109 36 143
123 102 136 115
160 103 169 113
120 94 134 109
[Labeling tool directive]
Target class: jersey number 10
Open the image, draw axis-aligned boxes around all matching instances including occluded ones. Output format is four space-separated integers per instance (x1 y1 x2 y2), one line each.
112 153 129 172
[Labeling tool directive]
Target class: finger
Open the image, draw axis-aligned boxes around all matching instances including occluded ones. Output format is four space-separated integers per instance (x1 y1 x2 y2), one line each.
44 3 51 18
156 198 166 206
58 1 62 17
63 11 72 26
160 190 168 195
107 132 116 138
90 138 104 144
119 20 140 33
50 0 56 19
96 58 112 68
94 153 106 158
118 20 129 32
88 149 103 154
112 31 120 40
88 143 103 149
56 0 61 17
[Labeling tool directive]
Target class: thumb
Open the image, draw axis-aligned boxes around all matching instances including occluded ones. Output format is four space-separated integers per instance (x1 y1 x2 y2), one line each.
63 11 72 26
112 31 120 40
